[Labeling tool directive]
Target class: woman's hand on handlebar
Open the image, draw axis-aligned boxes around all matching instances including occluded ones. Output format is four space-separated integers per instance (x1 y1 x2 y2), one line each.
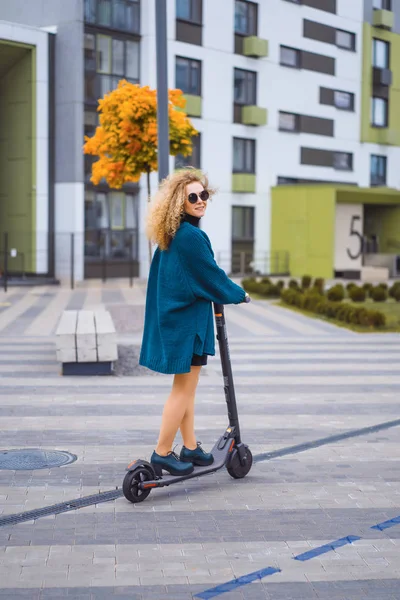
243 292 251 303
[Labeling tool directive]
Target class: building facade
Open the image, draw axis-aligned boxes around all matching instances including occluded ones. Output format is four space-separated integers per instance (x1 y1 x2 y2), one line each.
0 0 400 282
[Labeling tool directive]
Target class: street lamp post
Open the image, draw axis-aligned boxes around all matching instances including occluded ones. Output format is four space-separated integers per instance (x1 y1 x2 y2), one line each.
155 0 169 182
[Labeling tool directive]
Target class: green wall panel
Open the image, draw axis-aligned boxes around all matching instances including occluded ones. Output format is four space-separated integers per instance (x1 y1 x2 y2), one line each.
271 186 336 279
0 42 36 272
361 22 400 146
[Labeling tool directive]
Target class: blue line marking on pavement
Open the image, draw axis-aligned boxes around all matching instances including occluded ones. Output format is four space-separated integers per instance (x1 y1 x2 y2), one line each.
294 536 361 562
371 515 400 531
194 566 281 599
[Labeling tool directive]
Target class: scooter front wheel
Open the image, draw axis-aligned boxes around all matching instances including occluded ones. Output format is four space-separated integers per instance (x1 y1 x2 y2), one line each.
227 446 253 479
123 466 153 503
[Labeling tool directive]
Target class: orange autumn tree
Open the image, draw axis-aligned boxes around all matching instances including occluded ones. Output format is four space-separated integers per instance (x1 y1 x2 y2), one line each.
84 80 198 193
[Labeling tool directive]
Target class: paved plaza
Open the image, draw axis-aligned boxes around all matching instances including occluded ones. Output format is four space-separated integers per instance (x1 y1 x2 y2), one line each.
0 282 400 599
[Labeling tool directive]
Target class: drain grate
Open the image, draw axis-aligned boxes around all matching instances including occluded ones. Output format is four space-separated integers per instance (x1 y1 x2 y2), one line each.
0 489 122 527
0 449 77 471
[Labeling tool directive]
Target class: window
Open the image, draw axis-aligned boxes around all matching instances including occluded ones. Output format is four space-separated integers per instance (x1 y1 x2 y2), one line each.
334 90 354 110
371 97 388 127
232 207 255 240
84 111 98 182
279 112 299 132
333 152 352 171
280 46 300 68
373 38 390 68
234 69 256 105
370 155 387 186
234 0 257 36
175 134 201 169
176 0 202 23
85 33 139 103
84 0 140 33
336 29 355 50
373 0 391 9
175 57 201 95
233 138 256 173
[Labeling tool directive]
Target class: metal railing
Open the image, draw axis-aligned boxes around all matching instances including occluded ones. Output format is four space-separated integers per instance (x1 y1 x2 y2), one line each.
216 251 290 277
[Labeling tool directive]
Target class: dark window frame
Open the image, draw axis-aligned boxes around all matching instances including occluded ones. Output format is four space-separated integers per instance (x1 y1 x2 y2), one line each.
335 28 356 51
84 0 141 34
333 89 355 111
371 96 389 128
234 68 257 106
233 137 256 174
175 56 202 96
278 111 300 132
176 0 203 25
280 45 301 68
84 29 140 106
232 206 255 241
333 151 353 171
370 154 387 186
175 133 201 169
373 0 392 10
234 0 258 36
373 38 390 69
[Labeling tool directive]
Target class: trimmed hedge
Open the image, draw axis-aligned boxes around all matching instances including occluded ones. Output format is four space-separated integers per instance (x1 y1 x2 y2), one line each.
327 284 345 302
370 285 388 302
348 285 366 303
281 288 386 329
389 282 400 301
301 275 312 290
242 278 282 298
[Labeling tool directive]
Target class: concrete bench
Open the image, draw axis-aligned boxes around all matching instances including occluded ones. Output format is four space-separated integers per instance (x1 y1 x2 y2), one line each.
56 310 118 375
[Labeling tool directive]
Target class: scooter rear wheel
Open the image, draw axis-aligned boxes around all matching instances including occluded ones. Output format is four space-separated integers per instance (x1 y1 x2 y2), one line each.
123 466 153 503
227 447 253 479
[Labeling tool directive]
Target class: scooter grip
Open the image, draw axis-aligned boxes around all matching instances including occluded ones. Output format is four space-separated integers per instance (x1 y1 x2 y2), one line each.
213 303 224 315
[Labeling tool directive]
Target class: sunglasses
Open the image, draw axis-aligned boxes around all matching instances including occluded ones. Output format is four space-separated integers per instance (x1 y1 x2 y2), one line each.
188 190 209 204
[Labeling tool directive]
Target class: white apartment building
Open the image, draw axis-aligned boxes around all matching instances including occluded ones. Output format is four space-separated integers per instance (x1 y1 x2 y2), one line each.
1 0 399 282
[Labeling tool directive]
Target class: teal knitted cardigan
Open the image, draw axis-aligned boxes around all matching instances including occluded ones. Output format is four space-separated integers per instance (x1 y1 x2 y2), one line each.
139 219 246 374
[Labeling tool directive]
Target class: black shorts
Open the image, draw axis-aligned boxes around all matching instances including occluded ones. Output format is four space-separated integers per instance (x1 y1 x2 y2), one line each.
191 354 208 366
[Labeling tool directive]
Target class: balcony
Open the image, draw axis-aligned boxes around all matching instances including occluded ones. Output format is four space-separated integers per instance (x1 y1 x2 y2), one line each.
242 105 268 126
232 174 256 193
373 9 394 30
243 36 268 58
182 94 202 118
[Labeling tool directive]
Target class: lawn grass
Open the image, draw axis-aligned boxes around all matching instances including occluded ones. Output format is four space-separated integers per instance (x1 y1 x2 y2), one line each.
276 297 400 333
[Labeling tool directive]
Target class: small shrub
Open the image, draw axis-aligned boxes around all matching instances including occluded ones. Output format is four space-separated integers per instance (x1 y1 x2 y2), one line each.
301 275 312 290
369 310 386 327
370 285 388 302
327 284 345 302
363 283 373 294
346 282 357 291
276 280 285 290
378 283 388 290
303 290 323 312
389 282 400 300
349 286 366 303
259 284 281 298
288 279 299 290
260 277 271 285
313 278 325 295
242 278 261 294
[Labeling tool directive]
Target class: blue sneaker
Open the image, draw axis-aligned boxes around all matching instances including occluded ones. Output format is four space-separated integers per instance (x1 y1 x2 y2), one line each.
180 442 214 467
151 450 194 477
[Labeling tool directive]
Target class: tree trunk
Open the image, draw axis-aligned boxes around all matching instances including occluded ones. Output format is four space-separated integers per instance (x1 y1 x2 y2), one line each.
146 169 152 268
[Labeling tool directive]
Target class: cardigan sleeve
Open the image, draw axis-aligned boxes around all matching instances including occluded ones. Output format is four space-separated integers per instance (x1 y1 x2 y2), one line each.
176 228 246 305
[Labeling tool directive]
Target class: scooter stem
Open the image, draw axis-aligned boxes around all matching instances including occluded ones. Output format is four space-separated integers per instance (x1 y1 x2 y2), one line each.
214 303 241 444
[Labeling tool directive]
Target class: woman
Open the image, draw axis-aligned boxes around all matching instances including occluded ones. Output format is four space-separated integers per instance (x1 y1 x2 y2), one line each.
139 168 248 477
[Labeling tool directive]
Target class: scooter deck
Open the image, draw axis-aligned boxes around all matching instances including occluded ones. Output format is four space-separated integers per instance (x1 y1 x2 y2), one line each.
141 434 235 489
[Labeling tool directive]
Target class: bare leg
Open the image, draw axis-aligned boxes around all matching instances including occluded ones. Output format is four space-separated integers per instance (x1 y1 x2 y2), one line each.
155 366 201 456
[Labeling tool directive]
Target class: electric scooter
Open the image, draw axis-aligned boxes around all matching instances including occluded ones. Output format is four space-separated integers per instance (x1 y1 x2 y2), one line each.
122 300 252 504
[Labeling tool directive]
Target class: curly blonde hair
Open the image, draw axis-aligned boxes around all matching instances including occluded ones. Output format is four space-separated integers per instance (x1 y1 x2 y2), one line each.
146 168 216 250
